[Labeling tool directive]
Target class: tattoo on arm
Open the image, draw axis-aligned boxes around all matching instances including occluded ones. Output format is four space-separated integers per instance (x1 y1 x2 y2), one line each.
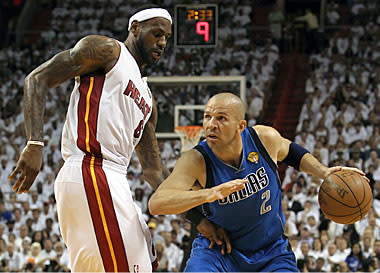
23 35 119 141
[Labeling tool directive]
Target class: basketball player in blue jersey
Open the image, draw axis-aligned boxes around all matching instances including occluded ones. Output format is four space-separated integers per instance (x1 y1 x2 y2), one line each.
149 92 368 272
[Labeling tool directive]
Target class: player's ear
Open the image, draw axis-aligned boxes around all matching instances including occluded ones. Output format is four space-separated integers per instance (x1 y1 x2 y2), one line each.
129 21 141 36
238 120 247 132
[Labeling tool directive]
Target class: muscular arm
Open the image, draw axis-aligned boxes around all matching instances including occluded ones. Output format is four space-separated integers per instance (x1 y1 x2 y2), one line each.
148 150 247 215
254 125 328 180
24 35 120 141
148 149 209 215
9 35 120 194
135 97 169 190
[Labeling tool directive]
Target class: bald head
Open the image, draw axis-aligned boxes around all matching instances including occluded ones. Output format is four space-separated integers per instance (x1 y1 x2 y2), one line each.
207 93 245 121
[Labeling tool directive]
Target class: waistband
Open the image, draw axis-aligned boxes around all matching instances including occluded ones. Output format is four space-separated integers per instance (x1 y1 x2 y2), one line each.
64 154 128 175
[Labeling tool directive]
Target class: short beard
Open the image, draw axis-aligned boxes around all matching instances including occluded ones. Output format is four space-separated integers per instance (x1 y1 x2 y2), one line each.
136 35 156 67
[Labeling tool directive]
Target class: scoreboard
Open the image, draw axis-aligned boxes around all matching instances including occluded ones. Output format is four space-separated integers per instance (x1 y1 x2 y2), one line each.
174 4 218 48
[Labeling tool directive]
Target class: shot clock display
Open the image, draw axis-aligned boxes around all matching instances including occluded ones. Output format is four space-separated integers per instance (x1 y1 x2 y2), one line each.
174 4 218 47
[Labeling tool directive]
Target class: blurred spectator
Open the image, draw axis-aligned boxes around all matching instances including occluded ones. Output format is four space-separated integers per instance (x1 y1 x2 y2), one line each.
295 240 311 261
26 242 42 271
162 231 183 272
309 238 324 261
51 241 70 272
268 5 285 48
1 242 22 271
14 224 30 252
345 242 364 271
155 241 168 272
294 9 319 53
0 200 13 224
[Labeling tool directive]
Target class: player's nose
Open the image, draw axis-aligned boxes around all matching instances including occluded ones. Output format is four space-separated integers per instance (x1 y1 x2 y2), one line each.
206 117 217 129
157 36 167 49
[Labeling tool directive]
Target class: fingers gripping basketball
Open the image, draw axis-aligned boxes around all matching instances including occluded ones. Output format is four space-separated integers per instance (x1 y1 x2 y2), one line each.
318 170 373 224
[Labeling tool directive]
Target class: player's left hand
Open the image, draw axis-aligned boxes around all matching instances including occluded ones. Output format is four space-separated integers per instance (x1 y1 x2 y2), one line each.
324 166 369 183
196 218 231 255
8 144 43 194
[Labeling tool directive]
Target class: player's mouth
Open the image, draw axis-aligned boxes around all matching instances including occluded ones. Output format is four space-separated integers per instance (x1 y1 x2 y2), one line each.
152 51 162 59
206 133 218 142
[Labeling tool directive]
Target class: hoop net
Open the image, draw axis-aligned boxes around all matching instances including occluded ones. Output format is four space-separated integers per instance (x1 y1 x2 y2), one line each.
175 125 204 153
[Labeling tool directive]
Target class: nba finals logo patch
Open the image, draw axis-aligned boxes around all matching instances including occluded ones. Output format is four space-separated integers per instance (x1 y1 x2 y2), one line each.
134 264 139 273
247 152 259 164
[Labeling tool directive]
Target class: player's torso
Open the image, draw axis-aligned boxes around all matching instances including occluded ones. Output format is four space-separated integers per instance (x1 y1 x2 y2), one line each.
197 127 285 253
61 40 153 166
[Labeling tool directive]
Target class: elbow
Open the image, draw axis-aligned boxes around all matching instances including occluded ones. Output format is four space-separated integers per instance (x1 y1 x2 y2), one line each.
148 197 160 215
24 73 48 94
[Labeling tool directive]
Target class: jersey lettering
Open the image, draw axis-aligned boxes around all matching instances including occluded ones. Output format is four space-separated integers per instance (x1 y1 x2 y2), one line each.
218 167 269 205
124 79 151 121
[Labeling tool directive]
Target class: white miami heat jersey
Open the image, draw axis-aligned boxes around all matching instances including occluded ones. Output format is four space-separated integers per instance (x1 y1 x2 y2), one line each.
61 40 153 166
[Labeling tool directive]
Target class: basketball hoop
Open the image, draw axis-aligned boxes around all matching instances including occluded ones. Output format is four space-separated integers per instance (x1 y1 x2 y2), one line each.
175 125 204 153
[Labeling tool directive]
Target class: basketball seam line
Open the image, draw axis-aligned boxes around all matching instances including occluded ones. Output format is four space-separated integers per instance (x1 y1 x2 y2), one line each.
323 196 372 224
320 185 357 209
334 174 363 219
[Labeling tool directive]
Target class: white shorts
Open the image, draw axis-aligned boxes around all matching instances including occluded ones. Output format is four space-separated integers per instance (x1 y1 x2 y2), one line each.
55 155 156 272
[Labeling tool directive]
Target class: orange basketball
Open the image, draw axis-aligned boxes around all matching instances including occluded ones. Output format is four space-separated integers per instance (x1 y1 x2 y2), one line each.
318 170 372 224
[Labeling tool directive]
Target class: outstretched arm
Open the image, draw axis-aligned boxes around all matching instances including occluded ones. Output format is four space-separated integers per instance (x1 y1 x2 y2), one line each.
148 149 247 215
135 97 169 190
254 125 367 181
9 35 120 194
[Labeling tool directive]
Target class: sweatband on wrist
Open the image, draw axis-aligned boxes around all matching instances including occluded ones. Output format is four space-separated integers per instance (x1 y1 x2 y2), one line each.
185 206 205 227
128 8 172 31
27 140 44 147
282 142 309 171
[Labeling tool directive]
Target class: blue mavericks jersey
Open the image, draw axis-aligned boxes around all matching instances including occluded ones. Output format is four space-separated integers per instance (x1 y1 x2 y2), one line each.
195 127 286 253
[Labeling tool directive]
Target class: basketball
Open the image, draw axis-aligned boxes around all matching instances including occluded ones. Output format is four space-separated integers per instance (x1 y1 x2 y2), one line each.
318 170 373 224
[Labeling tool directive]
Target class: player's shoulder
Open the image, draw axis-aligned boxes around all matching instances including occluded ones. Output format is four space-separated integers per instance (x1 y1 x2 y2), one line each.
73 35 121 58
176 148 207 185
181 148 206 164
252 125 280 140
78 35 119 46
71 35 121 69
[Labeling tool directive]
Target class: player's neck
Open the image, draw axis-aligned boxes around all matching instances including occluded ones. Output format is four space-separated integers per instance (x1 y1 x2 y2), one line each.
212 140 243 169
124 40 145 71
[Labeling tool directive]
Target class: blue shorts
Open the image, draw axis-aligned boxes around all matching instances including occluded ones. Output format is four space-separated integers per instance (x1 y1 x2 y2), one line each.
185 236 298 272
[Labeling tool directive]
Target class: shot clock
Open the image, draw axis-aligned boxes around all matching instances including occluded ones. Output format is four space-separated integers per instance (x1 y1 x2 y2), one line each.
174 4 218 47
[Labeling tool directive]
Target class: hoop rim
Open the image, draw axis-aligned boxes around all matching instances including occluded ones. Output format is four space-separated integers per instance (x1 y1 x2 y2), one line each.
175 125 203 139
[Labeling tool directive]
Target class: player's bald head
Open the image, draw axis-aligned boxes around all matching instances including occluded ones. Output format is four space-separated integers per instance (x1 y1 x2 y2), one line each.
207 92 245 120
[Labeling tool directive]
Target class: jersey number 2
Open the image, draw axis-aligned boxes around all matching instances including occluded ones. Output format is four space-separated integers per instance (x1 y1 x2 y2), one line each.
134 120 144 138
260 189 272 215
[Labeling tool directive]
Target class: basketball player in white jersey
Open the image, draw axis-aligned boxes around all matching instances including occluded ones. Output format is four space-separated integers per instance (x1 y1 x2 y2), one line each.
8 6 172 272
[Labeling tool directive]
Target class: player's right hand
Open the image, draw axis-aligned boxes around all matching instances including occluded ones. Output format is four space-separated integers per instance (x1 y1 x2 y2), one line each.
8 144 43 194
206 179 248 203
196 218 231 255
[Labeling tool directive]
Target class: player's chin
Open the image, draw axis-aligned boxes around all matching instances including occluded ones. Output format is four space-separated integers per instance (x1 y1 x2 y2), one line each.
149 58 159 65
206 137 219 145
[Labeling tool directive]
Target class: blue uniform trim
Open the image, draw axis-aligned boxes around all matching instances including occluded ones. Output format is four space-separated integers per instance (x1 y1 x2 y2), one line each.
247 127 282 188
194 145 215 188
193 145 213 216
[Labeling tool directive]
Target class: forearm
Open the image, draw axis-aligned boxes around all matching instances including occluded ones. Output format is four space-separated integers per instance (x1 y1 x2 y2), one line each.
136 126 168 190
149 188 211 215
299 153 329 180
24 75 47 141
142 166 167 191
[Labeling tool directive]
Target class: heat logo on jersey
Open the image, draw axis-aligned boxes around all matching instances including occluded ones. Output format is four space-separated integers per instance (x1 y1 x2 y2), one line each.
247 151 259 164
218 167 269 205
124 79 151 120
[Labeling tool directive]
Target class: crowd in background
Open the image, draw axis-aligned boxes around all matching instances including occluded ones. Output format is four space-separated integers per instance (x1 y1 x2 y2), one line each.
0 0 380 272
